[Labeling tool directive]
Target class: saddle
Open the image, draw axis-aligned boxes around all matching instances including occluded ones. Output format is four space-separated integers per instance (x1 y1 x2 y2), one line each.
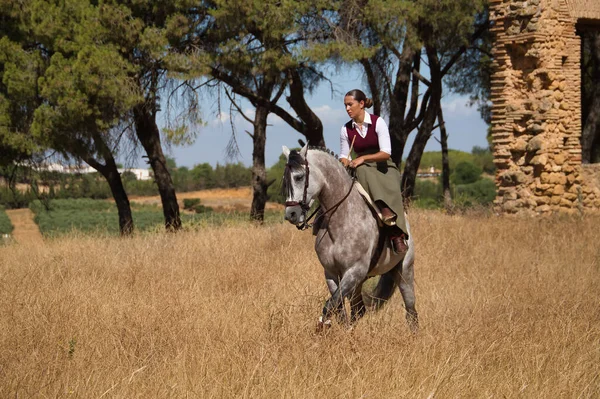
355 182 408 255
312 181 407 256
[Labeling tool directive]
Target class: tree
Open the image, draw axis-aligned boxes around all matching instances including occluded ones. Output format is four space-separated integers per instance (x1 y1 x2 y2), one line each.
451 161 482 185
0 1 141 235
334 0 488 199
98 0 210 231
199 0 328 221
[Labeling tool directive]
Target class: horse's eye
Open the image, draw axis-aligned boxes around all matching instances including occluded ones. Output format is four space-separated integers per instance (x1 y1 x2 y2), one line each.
294 175 304 182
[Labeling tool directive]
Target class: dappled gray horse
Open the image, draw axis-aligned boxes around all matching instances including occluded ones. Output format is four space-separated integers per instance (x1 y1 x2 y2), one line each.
282 144 417 331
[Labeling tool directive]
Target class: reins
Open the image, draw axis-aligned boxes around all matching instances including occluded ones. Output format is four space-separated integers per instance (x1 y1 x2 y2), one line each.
285 150 357 231
295 177 356 231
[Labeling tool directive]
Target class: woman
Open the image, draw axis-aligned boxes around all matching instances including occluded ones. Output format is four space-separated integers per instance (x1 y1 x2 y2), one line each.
340 89 408 254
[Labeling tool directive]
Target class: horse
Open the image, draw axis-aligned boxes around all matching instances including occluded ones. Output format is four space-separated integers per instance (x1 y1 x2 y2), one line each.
282 144 418 331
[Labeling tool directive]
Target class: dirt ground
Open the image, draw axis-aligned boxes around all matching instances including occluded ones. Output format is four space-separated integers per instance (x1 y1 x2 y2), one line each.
5 208 44 245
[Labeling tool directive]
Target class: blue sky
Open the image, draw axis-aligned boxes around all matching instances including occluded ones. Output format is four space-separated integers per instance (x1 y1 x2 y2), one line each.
159 68 490 169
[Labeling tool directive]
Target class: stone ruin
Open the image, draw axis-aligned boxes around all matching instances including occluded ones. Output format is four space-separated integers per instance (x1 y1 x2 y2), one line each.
490 0 600 214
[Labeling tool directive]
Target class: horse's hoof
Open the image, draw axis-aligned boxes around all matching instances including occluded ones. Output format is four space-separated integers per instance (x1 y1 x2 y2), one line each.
315 316 332 333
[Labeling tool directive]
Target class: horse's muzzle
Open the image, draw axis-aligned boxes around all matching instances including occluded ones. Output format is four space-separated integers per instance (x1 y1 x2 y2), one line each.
284 205 304 225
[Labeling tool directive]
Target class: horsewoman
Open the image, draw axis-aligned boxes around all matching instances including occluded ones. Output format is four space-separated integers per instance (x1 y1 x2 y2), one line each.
340 89 409 254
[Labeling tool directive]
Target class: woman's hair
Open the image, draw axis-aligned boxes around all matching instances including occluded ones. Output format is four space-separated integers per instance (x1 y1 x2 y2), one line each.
345 89 373 108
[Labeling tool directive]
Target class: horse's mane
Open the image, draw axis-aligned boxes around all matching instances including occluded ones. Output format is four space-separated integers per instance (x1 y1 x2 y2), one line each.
282 146 347 199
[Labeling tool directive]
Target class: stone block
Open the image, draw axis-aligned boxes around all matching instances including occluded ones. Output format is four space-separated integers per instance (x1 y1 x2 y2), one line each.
550 196 562 205
553 185 565 195
536 204 551 213
527 136 545 152
530 124 544 134
511 138 528 152
531 154 548 165
554 153 566 165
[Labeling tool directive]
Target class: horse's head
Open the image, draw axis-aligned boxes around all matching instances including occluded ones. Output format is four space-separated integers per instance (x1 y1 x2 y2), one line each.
282 143 317 227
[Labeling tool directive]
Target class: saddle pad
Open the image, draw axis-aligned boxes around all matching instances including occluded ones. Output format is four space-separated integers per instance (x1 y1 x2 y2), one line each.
354 181 384 224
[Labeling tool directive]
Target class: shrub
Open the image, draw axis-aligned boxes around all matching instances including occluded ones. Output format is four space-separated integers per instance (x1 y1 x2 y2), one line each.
414 179 442 203
193 204 213 214
454 178 496 205
183 198 201 210
451 161 483 185
0 206 13 235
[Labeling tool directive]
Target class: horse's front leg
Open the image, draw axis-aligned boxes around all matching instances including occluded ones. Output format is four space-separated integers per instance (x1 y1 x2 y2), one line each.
350 282 366 323
320 267 367 327
318 272 346 329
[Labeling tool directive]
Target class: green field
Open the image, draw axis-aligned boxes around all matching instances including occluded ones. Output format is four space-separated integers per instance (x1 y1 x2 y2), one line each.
29 199 283 236
0 206 13 235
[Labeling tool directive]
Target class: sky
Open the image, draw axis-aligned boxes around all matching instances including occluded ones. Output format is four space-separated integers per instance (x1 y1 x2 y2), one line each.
155 68 490 170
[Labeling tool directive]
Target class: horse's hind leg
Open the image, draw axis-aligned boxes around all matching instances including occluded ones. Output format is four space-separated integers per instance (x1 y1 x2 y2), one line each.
391 259 418 332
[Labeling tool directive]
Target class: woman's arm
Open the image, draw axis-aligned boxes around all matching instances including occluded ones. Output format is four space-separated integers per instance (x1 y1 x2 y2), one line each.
339 125 351 165
349 151 390 168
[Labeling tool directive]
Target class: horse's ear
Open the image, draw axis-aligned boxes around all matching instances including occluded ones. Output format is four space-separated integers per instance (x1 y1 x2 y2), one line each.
282 146 291 161
299 142 308 158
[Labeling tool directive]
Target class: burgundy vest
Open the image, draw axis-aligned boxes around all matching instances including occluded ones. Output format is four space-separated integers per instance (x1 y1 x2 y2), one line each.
345 114 380 156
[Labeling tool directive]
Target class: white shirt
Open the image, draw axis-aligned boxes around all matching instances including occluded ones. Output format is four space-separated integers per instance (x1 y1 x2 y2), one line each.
339 112 392 160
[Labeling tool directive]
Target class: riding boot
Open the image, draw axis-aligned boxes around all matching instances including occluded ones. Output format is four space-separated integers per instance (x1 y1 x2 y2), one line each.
378 204 397 226
391 232 408 255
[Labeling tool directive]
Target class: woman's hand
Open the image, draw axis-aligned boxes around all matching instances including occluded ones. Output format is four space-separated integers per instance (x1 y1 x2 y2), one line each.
349 157 365 168
341 158 351 167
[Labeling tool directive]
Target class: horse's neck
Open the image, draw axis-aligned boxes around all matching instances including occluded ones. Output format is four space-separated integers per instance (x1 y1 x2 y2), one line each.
310 152 354 209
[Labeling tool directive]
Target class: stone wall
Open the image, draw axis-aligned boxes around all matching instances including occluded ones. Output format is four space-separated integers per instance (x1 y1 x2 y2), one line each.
490 0 600 214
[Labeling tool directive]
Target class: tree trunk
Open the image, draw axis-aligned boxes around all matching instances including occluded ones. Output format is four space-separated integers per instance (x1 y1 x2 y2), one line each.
581 31 600 164
250 105 269 222
286 69 325 147
402 45 442 200
388 46 418 166
361 58 382 116
133 104 182 231
438 106 453 212
80 136 134 236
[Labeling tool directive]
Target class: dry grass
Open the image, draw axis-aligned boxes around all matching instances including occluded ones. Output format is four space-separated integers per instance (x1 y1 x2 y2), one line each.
0 210 599 398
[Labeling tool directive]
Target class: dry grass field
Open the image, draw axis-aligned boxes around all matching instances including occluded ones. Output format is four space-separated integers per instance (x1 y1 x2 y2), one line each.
1 210 599 398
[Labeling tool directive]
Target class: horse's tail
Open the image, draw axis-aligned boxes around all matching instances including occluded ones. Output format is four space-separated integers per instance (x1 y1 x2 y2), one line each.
362 271 396 310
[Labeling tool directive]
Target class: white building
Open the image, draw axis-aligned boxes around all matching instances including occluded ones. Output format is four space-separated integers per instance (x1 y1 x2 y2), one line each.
118 168 153 181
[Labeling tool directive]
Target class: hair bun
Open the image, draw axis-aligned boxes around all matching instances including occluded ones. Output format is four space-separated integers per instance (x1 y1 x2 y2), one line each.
364 98 373 108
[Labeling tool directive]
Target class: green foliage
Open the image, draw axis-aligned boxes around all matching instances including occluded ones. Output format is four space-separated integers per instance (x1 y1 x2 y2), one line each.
182 198 213 214
192 204 213 214
451 161 483 185
0 205 13 234
266 153 288 204
412 179 443 209
28 198 281 236
183 198 201 210
419 149 493 173
0 186 37 209
470 145 495 175
454 178 496 206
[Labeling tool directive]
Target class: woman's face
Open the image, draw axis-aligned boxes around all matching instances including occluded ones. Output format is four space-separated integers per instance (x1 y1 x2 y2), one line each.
344 95 364 120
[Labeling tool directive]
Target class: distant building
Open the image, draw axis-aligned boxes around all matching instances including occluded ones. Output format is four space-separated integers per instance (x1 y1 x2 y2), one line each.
119 168 153 181
29 162 153 181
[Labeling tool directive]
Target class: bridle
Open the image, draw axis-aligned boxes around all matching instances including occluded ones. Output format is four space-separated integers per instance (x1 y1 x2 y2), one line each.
284 152 356 231
284 155 311 226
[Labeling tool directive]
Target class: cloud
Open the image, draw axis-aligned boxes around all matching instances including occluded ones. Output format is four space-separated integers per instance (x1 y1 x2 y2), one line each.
209 111 230 126
313 104 347 124
441 96 477 118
